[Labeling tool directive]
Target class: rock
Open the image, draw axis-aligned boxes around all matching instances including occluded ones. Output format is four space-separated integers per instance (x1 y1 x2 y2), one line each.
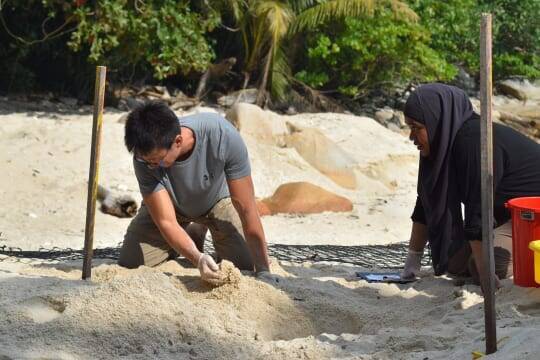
387 122 401 132
218 89 258 107
181 106 220 117
498 80 528 101
117 97 143 111
394 111 406 127
170 91 199 110
255 199 272 216
285 106 297 115
170 98 199 110
451 66 477 96
256 200 272 217
285 123 357 189
226 103 289 147
39 100 56 111
374 108 394 124
59 97 78 107
374 108 406 131
261 182 353 215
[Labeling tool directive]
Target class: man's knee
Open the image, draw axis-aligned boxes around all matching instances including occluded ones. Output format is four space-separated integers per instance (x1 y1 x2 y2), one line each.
118 231 145 269
118 230 174 268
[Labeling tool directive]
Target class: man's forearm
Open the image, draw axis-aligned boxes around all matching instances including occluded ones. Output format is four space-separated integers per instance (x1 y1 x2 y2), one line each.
240 209 270 272
158 221 201 266
245 230 271 272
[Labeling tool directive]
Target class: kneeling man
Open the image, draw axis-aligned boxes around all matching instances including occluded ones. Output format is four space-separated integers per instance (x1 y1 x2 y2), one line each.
119 101 270 283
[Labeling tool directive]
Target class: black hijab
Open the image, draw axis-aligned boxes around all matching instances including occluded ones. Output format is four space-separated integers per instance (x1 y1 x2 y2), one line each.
404 83 475 275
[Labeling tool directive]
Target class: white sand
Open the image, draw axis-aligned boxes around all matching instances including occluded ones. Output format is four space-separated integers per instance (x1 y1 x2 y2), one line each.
1 98 540 359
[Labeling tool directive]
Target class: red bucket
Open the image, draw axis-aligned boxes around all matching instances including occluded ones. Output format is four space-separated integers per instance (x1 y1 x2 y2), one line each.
506 197 540 287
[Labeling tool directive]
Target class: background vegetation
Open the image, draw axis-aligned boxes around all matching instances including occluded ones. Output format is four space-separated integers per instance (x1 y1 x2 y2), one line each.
0 0 538 105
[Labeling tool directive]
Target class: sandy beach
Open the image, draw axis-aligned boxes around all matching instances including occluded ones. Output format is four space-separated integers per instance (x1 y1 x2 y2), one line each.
1 94 540 359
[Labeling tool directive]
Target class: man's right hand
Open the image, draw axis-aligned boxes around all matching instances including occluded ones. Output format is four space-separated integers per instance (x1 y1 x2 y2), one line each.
197 254 223 284
401 249 423 279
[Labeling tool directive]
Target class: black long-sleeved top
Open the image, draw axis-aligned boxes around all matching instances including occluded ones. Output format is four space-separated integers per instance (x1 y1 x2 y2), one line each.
412 116 540 240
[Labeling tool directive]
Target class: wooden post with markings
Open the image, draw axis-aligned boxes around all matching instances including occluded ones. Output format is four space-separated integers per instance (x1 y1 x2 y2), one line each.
82 66 107 280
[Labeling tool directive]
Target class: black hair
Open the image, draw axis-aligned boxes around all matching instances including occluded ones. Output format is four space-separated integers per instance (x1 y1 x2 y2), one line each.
124 101 180 155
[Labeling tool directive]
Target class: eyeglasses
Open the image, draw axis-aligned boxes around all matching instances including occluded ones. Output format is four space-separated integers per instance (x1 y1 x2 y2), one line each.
135 146 172 169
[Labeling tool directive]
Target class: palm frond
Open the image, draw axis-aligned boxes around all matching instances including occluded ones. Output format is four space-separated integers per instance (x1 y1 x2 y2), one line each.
291 0 375 34
290 0 417 35
220 0 249 24
270 45 292 100
246 1 293 73
387 0 418 22
254 0 294 44
289 0 317 13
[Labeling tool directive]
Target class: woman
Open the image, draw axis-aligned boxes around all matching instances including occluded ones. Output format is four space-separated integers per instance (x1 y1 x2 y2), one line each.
400 83 540 287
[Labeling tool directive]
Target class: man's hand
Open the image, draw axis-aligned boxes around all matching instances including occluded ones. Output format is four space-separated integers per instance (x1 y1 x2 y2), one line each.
198 254 223 284
401 249 423 279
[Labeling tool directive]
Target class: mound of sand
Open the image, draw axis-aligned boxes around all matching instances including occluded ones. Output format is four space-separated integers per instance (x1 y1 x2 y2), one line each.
2 259 540 359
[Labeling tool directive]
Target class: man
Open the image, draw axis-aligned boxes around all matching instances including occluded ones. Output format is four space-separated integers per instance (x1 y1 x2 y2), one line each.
119 101 271 283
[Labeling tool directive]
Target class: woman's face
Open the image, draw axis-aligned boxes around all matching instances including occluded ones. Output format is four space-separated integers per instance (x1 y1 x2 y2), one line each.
405 116 430 157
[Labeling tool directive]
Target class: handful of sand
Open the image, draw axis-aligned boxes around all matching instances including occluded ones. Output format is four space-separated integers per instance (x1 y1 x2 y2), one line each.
204 260 242 287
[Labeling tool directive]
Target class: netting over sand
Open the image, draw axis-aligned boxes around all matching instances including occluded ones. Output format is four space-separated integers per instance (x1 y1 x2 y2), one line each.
0 242 431 269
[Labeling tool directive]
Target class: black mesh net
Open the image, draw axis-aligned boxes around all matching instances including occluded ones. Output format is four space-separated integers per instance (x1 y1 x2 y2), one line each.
0 241 431 269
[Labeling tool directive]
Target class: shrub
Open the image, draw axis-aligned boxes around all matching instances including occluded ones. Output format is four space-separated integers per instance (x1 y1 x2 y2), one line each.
0 0 218 95
68 0 219 79
295 6 456 97
408 0 540 79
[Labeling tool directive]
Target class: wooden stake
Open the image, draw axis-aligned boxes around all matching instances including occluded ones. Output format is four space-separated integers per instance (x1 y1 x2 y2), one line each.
480 13 497 354
82 66 107 280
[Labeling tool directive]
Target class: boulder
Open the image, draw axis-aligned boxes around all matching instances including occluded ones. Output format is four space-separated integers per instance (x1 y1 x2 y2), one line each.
226 103 289 147
260 182 353 215
218 89 258 107
498 80 528 101
256 200 272 217
374 107 406 132
451 66 477 96
284 122 357 189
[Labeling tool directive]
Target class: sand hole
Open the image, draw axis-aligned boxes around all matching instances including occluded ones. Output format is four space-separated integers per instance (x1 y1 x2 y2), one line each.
20 296 66 323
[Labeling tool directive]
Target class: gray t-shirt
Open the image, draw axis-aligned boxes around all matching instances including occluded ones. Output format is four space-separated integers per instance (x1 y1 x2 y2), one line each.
133 112 251 218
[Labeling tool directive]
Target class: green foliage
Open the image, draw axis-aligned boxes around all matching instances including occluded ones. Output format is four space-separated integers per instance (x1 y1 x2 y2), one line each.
406 0 480 71
69 0 219 79
486 0 540 79
0 0 88 93
213 0 416 101
295 7 456 97
0 0 219 94
408 0 540 79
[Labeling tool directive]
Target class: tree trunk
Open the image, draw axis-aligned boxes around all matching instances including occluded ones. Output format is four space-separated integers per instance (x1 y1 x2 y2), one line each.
194 71 211 100
241 71 250 90
256 50 273 107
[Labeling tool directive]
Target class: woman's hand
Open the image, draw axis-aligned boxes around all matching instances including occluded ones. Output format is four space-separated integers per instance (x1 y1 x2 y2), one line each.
469 240 502 292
